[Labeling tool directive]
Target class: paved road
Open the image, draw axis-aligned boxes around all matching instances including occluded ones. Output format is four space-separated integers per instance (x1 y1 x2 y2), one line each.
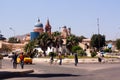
2 58 120 80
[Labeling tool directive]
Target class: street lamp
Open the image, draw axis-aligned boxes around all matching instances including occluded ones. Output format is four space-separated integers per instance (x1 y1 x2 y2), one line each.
9 27 15 37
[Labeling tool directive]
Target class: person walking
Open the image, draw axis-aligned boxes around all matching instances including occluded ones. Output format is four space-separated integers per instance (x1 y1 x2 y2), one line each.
50 52 54 64
19 52 24 69
74 53 78 66
11 52 18 69
58 52 62 65
97 52 105 63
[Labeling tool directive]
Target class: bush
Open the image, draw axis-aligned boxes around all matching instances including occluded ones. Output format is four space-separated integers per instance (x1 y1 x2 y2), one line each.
49 52 56 57
116 39 120 50
77 50 87 57
104 48 112 53
91 52 97 57
72 46 82 53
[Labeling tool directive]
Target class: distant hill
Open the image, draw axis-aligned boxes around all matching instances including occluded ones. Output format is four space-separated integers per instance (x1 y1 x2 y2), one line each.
15 33 29 41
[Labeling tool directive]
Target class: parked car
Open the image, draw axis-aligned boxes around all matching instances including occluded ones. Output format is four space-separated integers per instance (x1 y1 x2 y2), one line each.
17 57 32 64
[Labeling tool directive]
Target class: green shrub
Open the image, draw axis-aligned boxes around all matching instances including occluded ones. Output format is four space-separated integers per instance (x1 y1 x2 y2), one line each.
72 46 82 53
91 52 97 57
77 50 87 57
49 52 56 57
104 48 112 53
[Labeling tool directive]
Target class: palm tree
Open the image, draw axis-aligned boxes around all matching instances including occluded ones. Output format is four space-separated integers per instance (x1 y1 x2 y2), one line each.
24 40 35 57
52 31 61 37
8 37 21 43
66 34 79 54
36 33 52 56
52 31 63 54
78 35 86 42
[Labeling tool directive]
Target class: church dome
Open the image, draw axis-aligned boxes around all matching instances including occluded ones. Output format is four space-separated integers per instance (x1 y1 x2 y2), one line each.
34 18 43 28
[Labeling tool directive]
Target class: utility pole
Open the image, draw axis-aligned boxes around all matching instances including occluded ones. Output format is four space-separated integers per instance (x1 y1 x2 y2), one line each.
97 18 100 35
97 18 100 51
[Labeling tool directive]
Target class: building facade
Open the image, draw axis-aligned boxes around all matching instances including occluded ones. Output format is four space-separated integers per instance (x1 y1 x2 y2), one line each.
30 18 52 40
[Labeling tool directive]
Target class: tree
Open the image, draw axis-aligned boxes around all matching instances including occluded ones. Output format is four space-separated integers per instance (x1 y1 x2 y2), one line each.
24 32 62 57
116 39 120 50
72 46 82 53
52 31 63 53
78 35 86 42
66 34 79 54
8 37 21 43
36 33 52 56
90 34 105 51
91 52 97 57
52 31 61 37
24 40 35 57
72 45 86 57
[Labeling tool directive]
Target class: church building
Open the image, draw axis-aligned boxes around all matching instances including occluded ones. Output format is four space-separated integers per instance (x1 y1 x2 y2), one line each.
30 18 51 40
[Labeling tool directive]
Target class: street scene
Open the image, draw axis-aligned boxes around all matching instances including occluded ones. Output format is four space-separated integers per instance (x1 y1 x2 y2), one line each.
1 57 120 80
1 0 120 80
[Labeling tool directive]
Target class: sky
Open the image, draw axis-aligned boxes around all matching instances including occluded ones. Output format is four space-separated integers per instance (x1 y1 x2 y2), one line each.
0 0 120 40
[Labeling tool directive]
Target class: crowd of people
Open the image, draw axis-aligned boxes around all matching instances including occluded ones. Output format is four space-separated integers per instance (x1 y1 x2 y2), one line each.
10 49 79 70
10 50 106 69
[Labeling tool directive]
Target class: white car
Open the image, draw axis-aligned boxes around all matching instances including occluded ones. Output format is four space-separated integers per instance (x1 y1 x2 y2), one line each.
8 53 13 58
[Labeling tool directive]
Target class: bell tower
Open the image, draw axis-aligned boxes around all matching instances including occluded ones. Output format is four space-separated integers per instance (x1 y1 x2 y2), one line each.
45 19 51 35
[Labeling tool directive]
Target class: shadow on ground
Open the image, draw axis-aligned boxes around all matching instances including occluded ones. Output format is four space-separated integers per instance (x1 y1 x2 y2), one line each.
0 72 80 79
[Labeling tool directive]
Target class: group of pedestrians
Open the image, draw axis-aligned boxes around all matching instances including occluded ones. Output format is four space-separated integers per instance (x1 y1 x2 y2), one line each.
50 51 63 65
50 51 78 66
11 52 24 69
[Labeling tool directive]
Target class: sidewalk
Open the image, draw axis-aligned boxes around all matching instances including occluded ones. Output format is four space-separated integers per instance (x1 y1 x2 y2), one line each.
33 57 120 64
0 57 34 79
